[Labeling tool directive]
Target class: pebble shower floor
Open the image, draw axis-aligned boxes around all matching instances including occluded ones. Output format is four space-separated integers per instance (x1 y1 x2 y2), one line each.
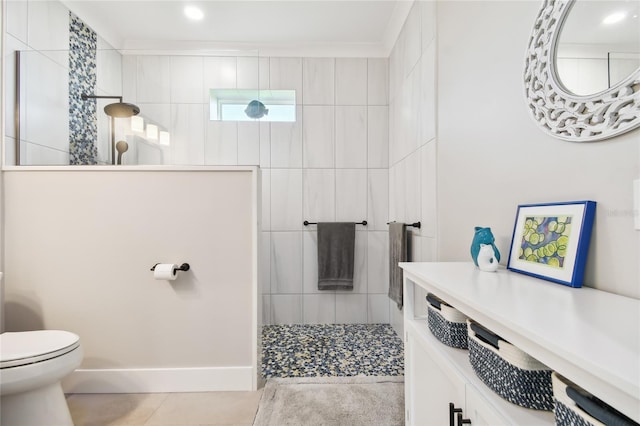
261 324 404 378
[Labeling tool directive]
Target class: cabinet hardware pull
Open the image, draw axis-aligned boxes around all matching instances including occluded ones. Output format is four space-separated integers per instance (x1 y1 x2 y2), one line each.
449 403 463 426
457 412 472 425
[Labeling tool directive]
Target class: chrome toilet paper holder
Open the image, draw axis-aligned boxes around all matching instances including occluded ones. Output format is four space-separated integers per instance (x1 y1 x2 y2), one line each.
150 263 190 272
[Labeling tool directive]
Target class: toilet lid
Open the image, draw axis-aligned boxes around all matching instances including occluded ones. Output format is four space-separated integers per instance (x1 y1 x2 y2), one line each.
0 330 80 368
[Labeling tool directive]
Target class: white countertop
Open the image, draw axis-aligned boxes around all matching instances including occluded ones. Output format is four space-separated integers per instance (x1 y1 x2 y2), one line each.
400 261 640 422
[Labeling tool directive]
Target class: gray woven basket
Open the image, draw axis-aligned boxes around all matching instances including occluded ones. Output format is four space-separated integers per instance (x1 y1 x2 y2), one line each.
552 372 604 426
427 305 468 349
467 320 554 411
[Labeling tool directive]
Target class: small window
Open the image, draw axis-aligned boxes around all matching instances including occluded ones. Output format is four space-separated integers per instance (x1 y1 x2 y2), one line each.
210 89 296 122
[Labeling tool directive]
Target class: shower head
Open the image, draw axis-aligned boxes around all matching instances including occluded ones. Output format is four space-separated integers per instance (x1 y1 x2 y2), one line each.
104 102 140 118
80 94 140 117
81 93 141 165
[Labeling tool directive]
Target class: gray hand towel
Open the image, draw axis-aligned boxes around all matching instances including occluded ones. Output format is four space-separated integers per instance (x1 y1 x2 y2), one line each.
388 222 407 309
317 222 356 290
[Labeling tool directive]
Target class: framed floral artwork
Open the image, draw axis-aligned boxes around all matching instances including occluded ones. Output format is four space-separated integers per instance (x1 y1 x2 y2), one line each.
507 201 596 288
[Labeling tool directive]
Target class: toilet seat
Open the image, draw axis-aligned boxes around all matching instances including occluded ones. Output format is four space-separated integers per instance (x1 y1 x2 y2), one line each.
0 330 80 369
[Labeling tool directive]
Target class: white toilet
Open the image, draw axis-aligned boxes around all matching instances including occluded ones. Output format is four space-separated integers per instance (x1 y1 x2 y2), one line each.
0 330 83 426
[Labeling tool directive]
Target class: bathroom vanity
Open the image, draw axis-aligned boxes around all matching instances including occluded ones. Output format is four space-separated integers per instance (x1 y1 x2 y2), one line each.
400 262 640 425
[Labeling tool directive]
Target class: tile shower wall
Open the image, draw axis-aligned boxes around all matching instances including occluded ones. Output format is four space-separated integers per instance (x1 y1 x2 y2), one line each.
68 12 97 165
387 2 438 334
3 0 122 165
123 55 390 324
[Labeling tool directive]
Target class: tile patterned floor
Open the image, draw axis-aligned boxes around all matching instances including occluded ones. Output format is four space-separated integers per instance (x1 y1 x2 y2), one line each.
66 390 263 426
66 324 403 425
261 324 405 378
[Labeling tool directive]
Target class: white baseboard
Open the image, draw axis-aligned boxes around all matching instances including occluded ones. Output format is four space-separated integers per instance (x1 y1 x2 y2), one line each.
62 366 256 393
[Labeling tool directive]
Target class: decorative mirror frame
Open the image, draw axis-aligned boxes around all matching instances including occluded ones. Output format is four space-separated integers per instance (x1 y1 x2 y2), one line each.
524 0 640 142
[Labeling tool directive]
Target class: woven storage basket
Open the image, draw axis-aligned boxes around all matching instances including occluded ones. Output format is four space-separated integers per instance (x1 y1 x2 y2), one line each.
426 294 469 349
467 319 554 411
552 372 638 426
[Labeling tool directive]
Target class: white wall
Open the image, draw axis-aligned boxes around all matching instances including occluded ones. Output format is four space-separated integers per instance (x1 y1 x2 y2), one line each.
2 168 260 392
436 1 639 298
123 54 392 324
388 0 639 309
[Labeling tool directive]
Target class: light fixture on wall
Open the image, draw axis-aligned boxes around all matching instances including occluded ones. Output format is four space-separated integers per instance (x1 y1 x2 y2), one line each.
159 131 171 146
81 94 140 165
131 116 145 133
146 124 159 140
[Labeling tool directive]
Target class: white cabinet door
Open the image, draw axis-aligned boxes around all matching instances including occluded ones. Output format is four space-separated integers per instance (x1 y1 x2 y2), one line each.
406 329 466 426
465 384 509 426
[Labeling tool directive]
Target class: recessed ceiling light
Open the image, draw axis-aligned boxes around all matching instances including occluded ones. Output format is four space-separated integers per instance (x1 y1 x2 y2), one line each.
602 11 627 25
184 5 204 21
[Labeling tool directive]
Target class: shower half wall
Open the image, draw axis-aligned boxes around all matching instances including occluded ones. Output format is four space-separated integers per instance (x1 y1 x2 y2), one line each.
2 167 260 392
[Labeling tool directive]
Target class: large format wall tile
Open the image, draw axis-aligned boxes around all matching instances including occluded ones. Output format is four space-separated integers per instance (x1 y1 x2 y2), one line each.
121 55 137 103
335 169 367 223
420 45 436 144
96 43 122 97
368 59 389 106
335 106 367 169
137 56 171 104
28 1 69 66
24 141 69 165
368 294 390 324
269 58 303 99
404 151 421 230
367 232 389 294
270 232 303 294
421 142 437 238
137 103 171 131
271 105 302 168
303 294 336 324
302 106 334 168
170 56 203 104
367 169 389 231
421 1 436 53
170 104 205 164
302 231 320 294
336 294 367 324
350 231 368 294
6 0 28 43
367 106 389 168
203 57 237 101
205 120 238 165
335 58 367 105
260 232 271 294
303 169 335 225
259 122 271 168
303 58 335 105
237 57 259 89
262 295 272 325
271 295 303 325
402 3 422 78
238 122 260 165
270 169 303 231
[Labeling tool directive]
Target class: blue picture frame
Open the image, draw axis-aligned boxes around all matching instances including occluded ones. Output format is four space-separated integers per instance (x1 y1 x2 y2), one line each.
507 201 596 288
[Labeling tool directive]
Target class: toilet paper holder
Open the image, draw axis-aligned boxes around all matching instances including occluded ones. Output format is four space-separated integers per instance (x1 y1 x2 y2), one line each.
150 263 190 273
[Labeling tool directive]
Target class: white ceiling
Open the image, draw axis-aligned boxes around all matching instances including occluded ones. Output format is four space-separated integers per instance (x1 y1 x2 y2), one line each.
62 0 413 57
